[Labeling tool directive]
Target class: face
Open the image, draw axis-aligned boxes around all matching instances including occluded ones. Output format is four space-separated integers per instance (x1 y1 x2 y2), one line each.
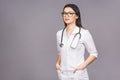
62 7 78 25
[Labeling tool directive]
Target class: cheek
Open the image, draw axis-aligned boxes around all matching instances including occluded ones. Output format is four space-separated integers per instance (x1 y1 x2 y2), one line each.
69 17 77 23
71 17 76 21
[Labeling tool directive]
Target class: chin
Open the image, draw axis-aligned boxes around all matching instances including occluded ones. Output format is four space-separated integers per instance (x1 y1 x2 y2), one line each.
64 21 71 24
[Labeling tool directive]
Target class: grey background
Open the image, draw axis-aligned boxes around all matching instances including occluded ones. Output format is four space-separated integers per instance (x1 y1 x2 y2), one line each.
0 0 120 80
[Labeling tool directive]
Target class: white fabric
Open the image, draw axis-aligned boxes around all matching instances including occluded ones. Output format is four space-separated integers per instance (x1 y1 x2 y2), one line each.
56 27 98 80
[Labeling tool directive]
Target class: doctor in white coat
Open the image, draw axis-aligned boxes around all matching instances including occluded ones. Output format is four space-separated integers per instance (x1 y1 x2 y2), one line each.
55 4 98 80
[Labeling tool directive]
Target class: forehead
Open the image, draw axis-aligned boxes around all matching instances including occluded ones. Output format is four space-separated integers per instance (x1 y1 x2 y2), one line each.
64 7 75 12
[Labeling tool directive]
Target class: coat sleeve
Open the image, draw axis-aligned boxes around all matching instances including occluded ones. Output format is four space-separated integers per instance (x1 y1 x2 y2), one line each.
56 31 61 55
83 30 98 58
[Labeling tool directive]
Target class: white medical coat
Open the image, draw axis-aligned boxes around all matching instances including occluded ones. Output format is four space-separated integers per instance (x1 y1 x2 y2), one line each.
56 27 98 80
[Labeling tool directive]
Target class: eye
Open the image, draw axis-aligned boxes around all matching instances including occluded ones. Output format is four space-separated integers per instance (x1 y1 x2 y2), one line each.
61 12 76 17
69 13 75 15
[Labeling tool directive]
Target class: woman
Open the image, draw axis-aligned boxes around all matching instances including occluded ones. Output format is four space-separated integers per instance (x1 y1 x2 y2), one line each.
56 4 98 80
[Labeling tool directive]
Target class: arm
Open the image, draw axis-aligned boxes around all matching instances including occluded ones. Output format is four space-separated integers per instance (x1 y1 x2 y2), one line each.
82 55 97 68
74 30 98 73
73 55 97 73
55 54 62 71
56 31 63 71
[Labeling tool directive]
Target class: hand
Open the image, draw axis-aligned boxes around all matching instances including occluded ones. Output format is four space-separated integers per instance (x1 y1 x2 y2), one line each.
73 65 85 73
56 63 62 71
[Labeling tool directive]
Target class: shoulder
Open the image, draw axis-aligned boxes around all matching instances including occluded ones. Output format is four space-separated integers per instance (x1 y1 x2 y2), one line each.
81 28 92 40
81 28 90 34
56 29 63 36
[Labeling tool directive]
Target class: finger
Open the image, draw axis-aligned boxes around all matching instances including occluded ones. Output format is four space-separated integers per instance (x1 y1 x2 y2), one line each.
57 67 61 70
59 67 63 72
56 66 61 70
73 69 77 73
56 65 61 69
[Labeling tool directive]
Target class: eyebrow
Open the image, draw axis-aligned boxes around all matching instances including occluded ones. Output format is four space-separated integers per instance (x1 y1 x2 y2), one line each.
63 11 75 13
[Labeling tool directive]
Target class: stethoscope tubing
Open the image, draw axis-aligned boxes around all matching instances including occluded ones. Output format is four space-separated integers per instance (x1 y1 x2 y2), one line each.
59 27 81 48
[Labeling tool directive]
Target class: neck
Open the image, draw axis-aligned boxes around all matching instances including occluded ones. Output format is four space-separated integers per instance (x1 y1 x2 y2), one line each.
66 23 77 35
66 23 76 31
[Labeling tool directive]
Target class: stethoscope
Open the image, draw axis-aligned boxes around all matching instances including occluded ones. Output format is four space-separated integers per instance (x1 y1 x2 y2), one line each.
59 27 81 48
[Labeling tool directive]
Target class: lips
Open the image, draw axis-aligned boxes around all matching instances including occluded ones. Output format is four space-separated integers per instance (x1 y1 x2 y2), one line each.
65 19 70 21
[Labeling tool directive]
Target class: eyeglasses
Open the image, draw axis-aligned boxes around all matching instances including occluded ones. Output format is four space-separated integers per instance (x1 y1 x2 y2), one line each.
61 12 76 17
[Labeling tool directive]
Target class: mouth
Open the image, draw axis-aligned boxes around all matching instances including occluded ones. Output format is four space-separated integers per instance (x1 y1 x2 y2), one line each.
65 19 70 21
